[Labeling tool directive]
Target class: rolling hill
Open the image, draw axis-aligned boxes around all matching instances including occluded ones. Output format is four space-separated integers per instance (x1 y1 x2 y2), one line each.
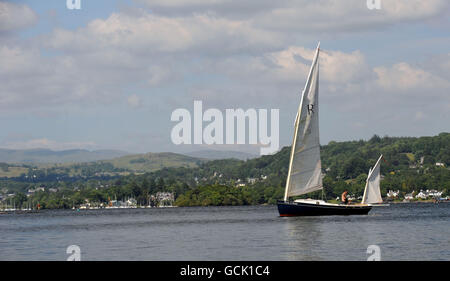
101 152 206 173
183 149 258 160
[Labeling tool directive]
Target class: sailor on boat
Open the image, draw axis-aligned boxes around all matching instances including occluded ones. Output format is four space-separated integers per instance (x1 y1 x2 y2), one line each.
341 190 349 205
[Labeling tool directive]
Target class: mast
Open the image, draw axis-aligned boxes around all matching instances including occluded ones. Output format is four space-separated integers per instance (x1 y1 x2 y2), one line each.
284 42 321 202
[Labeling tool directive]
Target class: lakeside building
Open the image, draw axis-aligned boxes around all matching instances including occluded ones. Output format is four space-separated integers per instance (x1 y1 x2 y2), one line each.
404 192 415 200
126 198 137 207
416 191 428 199
155 192 174 207
425 189 443 197
247 178 258 184
387 190 400 199
415 189 443 199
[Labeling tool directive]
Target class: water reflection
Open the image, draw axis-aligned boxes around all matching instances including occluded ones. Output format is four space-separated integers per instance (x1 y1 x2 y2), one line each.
281 217 323 260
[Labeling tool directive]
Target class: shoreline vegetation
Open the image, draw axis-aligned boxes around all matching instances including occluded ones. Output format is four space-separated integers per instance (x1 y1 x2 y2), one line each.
1 133 449 210
0 199 448 214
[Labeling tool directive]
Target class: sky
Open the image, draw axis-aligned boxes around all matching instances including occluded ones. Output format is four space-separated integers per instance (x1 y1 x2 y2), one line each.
0 0 449 154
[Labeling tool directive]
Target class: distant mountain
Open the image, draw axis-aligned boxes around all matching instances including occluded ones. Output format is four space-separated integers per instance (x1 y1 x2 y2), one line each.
0 148 129 163
101 152 206 172
183 150 258 160
0 151 208 178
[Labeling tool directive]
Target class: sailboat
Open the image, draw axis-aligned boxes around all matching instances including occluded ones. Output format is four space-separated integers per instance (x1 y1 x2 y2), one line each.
277 43 372 216
362 155 390 206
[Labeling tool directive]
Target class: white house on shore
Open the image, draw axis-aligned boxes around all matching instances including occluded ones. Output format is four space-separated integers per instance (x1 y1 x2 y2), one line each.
404 192 415 200
426 189 443 197
387 190 400 199
415 189 443 199
415 190 428 199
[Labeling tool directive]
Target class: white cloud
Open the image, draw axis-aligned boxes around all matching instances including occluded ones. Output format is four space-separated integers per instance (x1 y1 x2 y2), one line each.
0 45 125 109
0 9 285 110
46 12 282 55
136 0 450 32
0 1 38 32
374 62 450 93
190 45 450 123
1 2 449 150
267 47 372 84
208 46 372 93
2 4 446 112
256 0 449 31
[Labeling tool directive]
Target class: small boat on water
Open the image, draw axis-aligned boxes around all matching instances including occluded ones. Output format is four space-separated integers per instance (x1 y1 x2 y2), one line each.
362 154 390 207
277 42 371 217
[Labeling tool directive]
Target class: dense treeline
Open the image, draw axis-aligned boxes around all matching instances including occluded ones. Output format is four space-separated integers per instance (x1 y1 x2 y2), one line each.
2 133 449 209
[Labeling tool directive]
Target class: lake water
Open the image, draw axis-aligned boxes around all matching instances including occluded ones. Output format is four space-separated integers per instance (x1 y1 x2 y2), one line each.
0 203 449 261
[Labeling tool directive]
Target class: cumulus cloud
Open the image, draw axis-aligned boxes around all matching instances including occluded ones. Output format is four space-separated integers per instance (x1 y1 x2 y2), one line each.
134 0 280 18
45 12 282 55
374 62 450 93
206 46 373 96
266 47 372 84
2 4 447 112
0 45 125 109
255 0 450 32
188 45 450 122
0 1 38 32
1 1 449 150
136 0 450 32
0 8 284 111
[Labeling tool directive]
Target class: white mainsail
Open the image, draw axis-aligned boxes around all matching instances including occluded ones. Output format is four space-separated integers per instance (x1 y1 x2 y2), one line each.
284 43 322 201
362 155 383 204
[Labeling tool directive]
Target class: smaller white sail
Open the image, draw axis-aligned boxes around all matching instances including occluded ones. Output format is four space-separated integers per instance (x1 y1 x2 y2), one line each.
362 155 383 204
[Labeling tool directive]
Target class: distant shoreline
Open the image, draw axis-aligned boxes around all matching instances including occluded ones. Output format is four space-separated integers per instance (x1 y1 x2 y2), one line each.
2 200 449 213
390 199 449 204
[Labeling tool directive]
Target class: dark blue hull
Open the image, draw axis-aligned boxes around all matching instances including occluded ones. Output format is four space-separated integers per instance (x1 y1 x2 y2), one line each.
277 201 372 216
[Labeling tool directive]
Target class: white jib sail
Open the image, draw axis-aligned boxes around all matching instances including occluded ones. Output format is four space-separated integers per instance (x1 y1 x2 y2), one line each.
362 155 383 204
284 43 322 200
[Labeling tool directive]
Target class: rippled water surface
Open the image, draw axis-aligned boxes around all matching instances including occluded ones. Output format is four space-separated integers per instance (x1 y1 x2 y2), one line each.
0 203 449 260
